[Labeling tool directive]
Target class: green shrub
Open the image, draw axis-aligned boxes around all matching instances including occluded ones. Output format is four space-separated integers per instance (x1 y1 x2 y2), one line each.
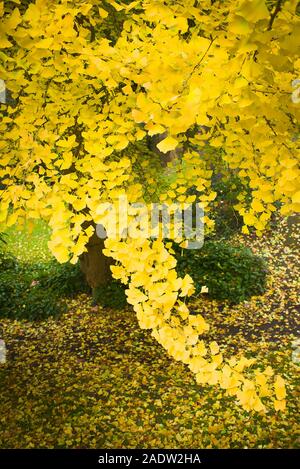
0 272 63 320
175 240 268 304
0 254 88 320
93 280 127 309
0 249 17 271
36 260 89 297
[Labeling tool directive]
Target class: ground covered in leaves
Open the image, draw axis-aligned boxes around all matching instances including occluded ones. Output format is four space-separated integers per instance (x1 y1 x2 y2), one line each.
0 218 299 448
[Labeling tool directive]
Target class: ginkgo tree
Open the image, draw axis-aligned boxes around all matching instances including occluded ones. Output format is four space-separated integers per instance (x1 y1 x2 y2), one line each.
0 0 299 413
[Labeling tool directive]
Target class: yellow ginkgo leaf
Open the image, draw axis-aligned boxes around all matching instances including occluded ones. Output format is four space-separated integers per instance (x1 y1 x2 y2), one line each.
264 366 274 377
147 122 165 136
292 191 300 204
274 399 286 412
60 152 73 170
35 37 53 49
98 7 108 18
274 376 286 400
0 38 13 48
52 245 70 263
209 341 220 355
157 136 178 153
179 274 195 297
229 15 250 35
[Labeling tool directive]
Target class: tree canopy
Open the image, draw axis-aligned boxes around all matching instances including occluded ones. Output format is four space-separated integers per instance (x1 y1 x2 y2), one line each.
0 0 299 413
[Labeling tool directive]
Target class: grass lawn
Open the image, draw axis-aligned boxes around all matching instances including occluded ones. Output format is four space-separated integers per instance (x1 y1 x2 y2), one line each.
3 220 52 263
0 219 299 448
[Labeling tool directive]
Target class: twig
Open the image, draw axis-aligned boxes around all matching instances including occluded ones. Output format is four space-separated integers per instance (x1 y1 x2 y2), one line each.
268 0 284 31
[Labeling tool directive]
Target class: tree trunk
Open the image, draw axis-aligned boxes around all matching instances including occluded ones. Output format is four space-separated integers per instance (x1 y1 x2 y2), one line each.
286 214 300 247
79 229 113 302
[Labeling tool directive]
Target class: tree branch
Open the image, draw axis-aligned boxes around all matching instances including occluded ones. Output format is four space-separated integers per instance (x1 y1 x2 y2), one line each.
268 0 284 31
